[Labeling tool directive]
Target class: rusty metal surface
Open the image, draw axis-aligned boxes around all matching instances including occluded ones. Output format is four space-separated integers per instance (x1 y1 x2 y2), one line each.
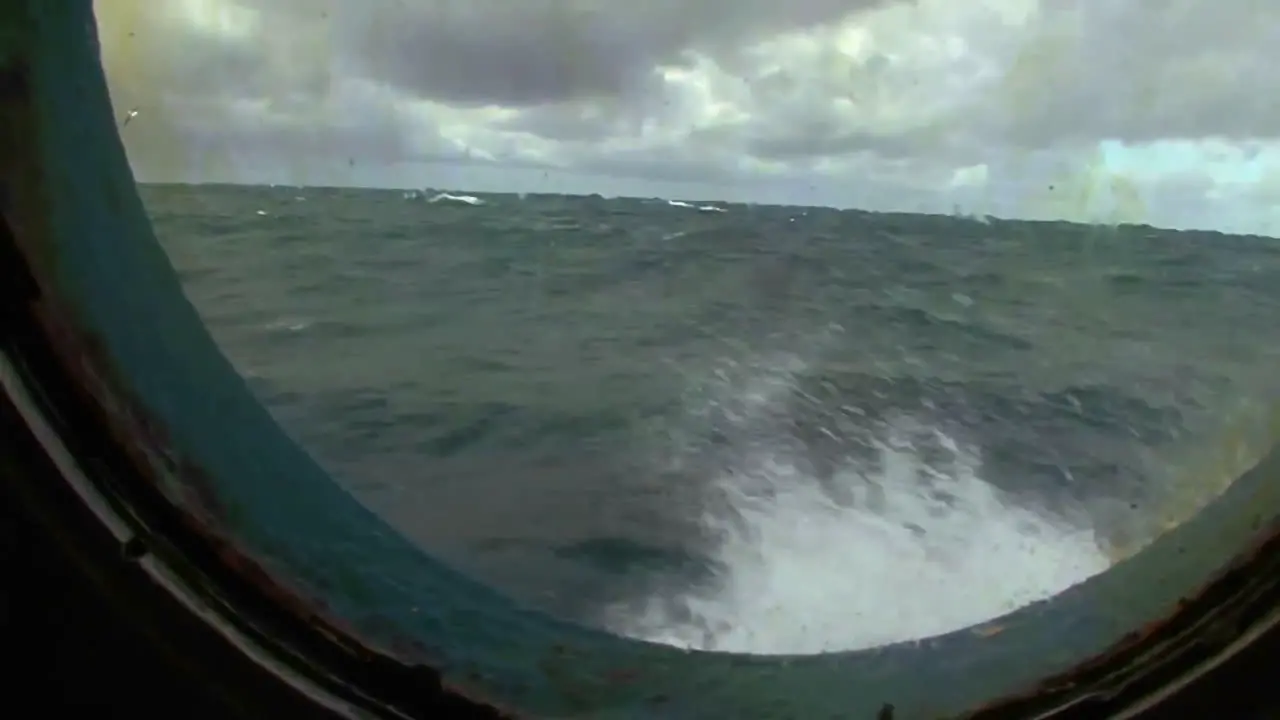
959 514 1280 718
3 1 1280 718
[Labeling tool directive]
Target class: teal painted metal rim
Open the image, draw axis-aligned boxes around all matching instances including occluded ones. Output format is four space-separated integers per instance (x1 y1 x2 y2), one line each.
4 2 1280 718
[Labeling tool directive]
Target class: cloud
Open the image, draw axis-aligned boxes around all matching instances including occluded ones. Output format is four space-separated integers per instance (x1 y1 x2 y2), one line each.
94 0 1280 232
243 0 898 105
992 3 1280 146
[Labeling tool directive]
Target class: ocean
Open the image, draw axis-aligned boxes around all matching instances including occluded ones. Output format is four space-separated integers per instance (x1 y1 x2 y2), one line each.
141 183 1280 655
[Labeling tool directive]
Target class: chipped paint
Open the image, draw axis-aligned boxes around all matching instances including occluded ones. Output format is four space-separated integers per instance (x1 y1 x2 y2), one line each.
5 1 1280 718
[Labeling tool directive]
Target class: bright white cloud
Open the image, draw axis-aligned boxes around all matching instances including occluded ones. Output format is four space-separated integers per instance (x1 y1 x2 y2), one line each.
95 0 1280 234
172 0 259 40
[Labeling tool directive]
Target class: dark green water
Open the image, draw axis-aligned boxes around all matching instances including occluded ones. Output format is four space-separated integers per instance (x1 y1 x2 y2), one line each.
142 183 1280 653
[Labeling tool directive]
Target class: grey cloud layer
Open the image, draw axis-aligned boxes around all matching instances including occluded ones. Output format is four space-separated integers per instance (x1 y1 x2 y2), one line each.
317 0 894 106
96 0 1280 185
987 3 1280 146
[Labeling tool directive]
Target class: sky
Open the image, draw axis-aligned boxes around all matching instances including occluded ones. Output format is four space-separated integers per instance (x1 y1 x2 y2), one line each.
93 0 1280 234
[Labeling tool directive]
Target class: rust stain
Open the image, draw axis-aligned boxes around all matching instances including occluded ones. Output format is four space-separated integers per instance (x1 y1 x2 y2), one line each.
1 50 402 663
2 67 528 718
25 281 529 716
33 297 237 526
971 623 1005 638
440 676 524 720
961 518 1280 718
8 24 1280 719
3 75 440 688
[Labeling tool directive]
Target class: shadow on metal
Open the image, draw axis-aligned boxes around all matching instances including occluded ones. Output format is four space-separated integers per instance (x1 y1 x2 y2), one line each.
2 1 1280 718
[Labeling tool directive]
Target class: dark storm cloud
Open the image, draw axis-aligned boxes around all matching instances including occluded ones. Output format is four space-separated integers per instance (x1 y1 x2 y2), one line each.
254 0 902 106
176 0 1280 147
94 0 1280 193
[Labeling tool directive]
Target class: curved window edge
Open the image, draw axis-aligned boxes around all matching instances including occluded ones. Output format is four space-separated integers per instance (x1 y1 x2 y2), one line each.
2 2 1280 718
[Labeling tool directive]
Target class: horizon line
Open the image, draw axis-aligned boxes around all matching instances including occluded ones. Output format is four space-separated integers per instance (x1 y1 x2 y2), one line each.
133 181 1271 239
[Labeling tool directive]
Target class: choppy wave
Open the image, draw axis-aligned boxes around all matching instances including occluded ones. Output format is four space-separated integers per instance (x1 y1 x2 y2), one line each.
141 183 1280 655
429 192 485 206
666 198 727 213
604 348 1109 653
